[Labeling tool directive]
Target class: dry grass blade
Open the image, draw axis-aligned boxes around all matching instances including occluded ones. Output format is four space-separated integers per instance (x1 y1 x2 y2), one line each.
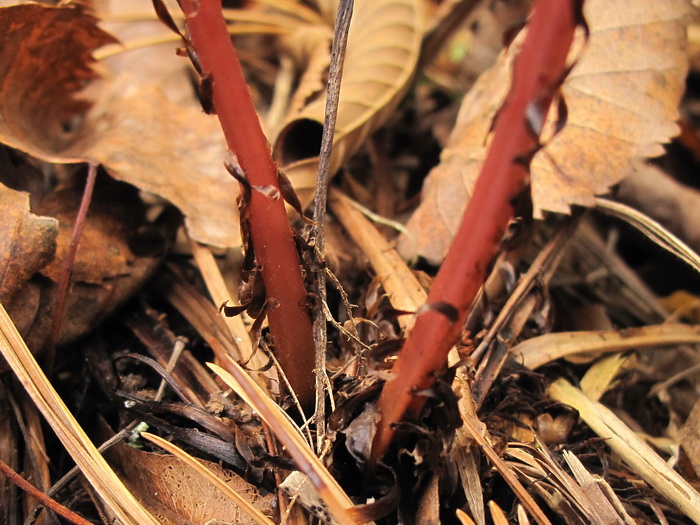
488 501 509 525
511 324 700 370
208 357 360 525
456 508 477 525
95 24 291 60
330 189 426 330
579 353 630 401
561 450 636 524
0 303 158 524
141 432 274 525
596 197 700 274
460 414 551 525
187 237 256 368
548 378 700 524
227 0 323 24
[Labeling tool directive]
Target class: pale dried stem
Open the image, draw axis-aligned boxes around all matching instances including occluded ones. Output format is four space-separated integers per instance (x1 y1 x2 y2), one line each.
310 0 354 452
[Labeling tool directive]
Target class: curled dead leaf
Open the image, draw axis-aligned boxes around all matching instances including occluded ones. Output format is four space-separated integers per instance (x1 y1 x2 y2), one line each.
274 0 424 206
5 179 168 356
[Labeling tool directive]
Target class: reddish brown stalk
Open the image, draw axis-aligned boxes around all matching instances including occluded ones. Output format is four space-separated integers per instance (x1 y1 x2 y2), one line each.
0 458 92 525
179 0 315 407
46 162 98 375
371 0 579 461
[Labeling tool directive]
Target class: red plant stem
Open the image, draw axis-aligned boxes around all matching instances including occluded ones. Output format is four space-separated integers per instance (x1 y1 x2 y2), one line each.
179 0 315 408
371 0 578 462
0 458 92 525
46 161 98 375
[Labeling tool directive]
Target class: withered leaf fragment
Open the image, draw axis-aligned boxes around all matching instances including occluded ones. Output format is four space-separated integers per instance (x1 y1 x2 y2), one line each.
0 3 117 155
0 184 58 305
402 0 691 263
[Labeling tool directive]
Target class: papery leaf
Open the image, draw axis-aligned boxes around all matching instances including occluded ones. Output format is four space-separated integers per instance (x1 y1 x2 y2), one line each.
18 181 164 353
0 3 116 153
402 0 691 264
0 3 241 248
109 438 274 525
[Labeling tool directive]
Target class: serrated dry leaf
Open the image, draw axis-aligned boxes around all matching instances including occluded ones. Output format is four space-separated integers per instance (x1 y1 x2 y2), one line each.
0 185 57 305
402 0 691 264
0 3 241 248
274 0 423 205
0 3 116 154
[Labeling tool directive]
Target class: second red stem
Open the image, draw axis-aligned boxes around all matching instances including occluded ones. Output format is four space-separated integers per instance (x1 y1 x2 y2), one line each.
371 0 578 461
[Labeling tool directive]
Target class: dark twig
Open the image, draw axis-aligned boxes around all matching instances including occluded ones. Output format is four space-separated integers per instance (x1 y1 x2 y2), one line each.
309 0 354 451
46 162 98 375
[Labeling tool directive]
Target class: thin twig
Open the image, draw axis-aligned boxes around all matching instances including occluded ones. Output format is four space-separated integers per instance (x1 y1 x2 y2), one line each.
309 0 354 452
46 162 98 376
0 458 92 525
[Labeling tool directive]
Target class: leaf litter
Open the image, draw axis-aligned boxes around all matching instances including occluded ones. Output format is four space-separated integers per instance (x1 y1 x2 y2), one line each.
1 0 700 524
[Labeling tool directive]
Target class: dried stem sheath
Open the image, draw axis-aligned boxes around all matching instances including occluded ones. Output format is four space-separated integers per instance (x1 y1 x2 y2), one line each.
179 0 315 407
371 0 579 461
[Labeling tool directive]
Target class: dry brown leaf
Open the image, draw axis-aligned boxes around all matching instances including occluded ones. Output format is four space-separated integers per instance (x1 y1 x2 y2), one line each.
65 78 240 248
0 3 116 154
402 0 691 264
279 24 333 123
36 184 137 284
0 185 57 305
680 399 700 477
0 3 240 248
6 180 164 354
274 0 423 205
108 440 273 525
